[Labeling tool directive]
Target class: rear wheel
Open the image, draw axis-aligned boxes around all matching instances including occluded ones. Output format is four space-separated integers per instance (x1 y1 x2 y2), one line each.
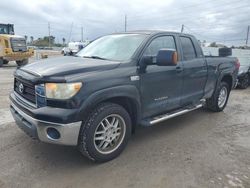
16 59 28 66
78 102 131 162
206 81 230 112
238 74 249 89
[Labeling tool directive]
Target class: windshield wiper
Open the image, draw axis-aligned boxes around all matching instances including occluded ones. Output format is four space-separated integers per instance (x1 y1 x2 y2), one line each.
83 56 108 60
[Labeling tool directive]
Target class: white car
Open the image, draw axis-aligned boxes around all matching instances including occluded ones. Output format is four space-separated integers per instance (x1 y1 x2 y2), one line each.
62 41 90 56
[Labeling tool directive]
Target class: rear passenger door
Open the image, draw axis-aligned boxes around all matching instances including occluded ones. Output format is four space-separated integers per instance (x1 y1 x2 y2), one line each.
179 36 207 106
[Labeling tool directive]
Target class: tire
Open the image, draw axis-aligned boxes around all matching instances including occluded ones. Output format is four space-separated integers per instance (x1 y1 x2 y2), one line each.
206 81 230 112
238 74 249 89
0 58 3 67
16 59 28 66
78 102 132 162
3 60 8 64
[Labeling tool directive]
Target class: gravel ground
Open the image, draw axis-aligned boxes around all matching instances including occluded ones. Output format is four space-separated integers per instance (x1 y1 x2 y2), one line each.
0 61 250 188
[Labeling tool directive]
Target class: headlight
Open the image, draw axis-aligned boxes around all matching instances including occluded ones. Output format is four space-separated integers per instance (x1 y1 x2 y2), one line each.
45 82 82 99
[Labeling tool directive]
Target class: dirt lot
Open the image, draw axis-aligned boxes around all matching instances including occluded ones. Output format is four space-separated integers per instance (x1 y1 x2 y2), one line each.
0 60 250 188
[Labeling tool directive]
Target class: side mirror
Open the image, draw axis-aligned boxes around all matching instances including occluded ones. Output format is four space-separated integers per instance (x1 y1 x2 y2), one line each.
156 49 178 66
139 55 154 71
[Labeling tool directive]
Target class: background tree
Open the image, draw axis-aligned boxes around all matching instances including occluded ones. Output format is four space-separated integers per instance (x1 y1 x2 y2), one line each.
30 36 34 44
62 38 66 46
24 35 28 42
209 42 217 47
33 36 55 47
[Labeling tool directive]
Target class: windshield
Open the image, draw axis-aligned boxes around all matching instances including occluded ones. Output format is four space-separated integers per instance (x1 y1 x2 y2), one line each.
76 34 147 61
0 24 14 34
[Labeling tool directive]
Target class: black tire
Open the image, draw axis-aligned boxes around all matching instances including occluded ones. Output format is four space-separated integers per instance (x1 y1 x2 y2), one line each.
206 81 230 112
0 58 3 67
78 102 132 162
238 74 249 89
16 59 28 66
3 60 8 64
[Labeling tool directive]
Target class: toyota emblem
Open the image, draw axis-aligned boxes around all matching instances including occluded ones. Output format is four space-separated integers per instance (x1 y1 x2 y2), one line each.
18 83 24 93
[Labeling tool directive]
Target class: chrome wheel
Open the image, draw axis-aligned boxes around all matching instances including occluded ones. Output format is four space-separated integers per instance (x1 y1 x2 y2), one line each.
94 114 126 154
218 86 228 108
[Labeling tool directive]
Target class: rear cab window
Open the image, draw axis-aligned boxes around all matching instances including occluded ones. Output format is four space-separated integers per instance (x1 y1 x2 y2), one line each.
180 36 197 61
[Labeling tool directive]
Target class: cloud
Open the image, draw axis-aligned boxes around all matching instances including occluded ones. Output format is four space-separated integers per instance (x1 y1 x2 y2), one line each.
1 0 249 45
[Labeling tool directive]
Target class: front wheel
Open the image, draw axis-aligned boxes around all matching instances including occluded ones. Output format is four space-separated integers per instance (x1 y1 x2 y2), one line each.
16 59 28 66
206 81 230 112
78 102 131 162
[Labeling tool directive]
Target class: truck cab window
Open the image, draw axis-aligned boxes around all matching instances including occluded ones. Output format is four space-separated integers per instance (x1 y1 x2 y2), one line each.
144 36 176 62
180 37 197 60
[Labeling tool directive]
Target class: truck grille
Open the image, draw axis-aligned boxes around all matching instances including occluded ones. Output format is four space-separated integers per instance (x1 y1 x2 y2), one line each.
14 78 36 104
11 38 27 52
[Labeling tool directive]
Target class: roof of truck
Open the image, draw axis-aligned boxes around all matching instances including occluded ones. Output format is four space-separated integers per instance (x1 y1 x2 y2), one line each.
113 30 194 37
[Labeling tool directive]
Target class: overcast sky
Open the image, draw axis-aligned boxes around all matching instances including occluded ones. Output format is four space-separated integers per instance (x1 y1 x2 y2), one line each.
1 0 250 45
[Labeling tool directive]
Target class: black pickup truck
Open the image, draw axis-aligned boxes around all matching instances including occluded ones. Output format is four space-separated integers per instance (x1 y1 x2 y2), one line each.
10 31 239 162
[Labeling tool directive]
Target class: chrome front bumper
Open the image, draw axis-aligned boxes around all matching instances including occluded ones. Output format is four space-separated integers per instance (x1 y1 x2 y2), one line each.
10 102 82 146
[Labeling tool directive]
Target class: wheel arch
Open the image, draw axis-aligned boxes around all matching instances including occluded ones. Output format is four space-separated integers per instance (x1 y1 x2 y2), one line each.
78 85 141 133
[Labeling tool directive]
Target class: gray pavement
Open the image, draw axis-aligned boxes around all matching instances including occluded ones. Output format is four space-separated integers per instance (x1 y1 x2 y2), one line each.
0 61 249 188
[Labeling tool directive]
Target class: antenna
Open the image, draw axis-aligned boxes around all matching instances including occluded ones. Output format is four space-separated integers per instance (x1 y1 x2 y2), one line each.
181 24 184 33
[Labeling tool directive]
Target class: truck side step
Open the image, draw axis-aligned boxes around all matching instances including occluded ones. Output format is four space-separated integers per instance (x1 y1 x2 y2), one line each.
141 104 203 126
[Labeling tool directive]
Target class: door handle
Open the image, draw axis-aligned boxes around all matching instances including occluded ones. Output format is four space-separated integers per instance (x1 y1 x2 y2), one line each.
176 66 183 73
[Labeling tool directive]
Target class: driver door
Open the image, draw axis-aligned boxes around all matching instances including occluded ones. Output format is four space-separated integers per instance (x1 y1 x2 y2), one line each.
139 35 183 118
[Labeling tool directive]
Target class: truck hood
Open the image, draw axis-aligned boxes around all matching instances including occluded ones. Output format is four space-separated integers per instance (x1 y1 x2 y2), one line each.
21 56 121 77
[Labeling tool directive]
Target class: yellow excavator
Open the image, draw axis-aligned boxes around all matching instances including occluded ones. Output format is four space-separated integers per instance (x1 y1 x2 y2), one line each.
0 23 34 67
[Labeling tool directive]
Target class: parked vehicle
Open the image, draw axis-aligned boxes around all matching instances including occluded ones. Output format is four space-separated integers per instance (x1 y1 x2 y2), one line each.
0 23 34 67
62 41 90 56
10 31 239 162
237 57 250 89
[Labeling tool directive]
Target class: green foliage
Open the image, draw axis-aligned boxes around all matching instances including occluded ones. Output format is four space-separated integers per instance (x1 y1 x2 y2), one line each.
209 42 217 47
33 36 55 47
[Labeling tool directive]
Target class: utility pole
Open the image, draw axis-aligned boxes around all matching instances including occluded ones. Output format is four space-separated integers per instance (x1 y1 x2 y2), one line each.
81 26 83 42
48 22 51 48
181 24 184 33
246 25 250 46
125 14 127 32
68 22 73 43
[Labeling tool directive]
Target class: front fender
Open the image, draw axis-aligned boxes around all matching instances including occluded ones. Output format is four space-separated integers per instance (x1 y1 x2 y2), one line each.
77 85 141 121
